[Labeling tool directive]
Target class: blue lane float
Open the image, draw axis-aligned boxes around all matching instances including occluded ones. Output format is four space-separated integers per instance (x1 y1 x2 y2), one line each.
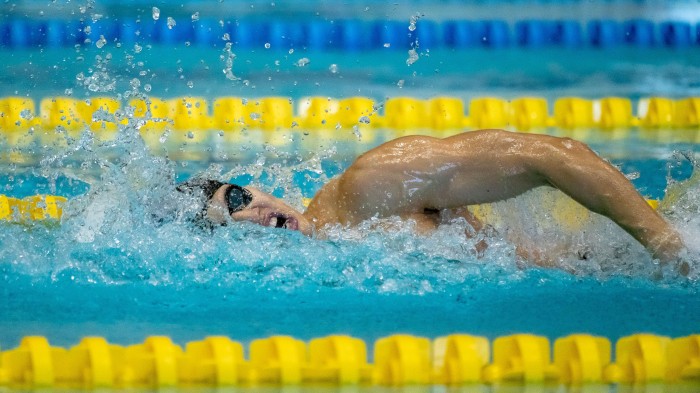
1 18 700 50
588 20 623 48
660 21 693 48
551 20 583 47
623 19 656 47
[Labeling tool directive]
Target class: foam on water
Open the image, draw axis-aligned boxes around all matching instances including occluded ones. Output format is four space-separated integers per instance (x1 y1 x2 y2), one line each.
3 114 699 296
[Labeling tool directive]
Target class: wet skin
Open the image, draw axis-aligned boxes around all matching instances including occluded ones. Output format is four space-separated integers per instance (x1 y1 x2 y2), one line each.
206 129 685 263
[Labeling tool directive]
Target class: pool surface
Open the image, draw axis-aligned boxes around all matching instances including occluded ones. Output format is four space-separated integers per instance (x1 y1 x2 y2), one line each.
1 0 700 390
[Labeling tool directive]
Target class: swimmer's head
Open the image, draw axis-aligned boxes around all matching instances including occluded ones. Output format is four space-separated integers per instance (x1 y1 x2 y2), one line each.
176 178 312 235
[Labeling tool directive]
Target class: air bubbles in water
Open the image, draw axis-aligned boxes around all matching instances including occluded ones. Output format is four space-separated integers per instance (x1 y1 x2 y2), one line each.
167 17 176 30
296 58 310 67
329 64 339 73
152 7 160 20
264 43 271 49
191 12 200 21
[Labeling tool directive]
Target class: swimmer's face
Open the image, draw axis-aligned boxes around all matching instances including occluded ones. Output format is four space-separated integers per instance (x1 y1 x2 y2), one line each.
206 184 312 235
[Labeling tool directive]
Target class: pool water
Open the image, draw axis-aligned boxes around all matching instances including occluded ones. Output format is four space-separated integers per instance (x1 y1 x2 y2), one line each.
1 124 699 350
1 3 700 390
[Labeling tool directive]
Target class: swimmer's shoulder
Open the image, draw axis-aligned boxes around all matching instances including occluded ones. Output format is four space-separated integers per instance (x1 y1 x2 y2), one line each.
303 177 344 227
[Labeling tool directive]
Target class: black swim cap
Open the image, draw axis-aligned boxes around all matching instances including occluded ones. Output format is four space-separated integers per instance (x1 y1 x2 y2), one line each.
176 178 226 202
176 178 226 230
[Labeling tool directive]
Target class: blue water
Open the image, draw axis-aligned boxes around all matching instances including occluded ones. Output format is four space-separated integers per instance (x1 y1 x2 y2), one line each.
1 8 700 389
0 125 699 351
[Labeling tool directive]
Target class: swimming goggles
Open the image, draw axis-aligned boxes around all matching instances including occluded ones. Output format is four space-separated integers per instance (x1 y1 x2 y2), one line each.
225 184 253 214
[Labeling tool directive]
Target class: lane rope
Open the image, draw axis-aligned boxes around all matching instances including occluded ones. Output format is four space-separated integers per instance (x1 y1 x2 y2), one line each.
0 333 697 387
1 18 698 49
1 96 699 132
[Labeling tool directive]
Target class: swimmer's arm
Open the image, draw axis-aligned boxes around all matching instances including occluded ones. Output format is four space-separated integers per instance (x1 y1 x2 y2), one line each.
337 130 684 262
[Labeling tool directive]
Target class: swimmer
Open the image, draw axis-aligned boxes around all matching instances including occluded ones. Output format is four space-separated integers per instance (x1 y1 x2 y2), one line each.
177 129 685 265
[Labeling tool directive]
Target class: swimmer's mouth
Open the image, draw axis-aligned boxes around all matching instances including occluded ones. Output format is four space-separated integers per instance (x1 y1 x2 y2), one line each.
267 214 298 230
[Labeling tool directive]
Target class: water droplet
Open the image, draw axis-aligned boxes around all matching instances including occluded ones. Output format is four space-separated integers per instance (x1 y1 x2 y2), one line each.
626 171 640 180
167 17 176 29
291 121 298 128
64 88 73 96
250 112 261 120
296 57 310 67
329 64 339 73
187 81 194 88
352 125 362 139
288 48 294 54
130 78 141 89
408 12 422 32
358 116 370 124
152 7 160 20
222 33 230 41
19 109 32 120
134 43 142 53
406 49 419 66
264 43 271 49
144 84 152 92
191 12 200 21
95 35 106 48
186 131 194 139
397 79 404 88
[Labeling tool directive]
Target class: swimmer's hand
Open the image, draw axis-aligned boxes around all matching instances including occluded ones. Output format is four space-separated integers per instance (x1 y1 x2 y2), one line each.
649 231 690 276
